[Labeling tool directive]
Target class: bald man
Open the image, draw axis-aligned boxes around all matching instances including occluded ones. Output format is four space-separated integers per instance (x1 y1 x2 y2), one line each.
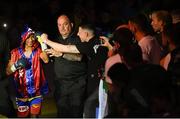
48 14 87 117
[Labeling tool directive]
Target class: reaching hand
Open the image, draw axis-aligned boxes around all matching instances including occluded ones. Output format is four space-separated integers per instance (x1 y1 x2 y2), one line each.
99 36 112 48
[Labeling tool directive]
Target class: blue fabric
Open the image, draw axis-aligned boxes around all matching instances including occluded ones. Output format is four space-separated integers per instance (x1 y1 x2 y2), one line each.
18 48 36 97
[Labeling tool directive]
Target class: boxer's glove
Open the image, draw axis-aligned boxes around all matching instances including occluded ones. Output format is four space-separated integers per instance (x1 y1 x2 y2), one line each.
11 58 28 72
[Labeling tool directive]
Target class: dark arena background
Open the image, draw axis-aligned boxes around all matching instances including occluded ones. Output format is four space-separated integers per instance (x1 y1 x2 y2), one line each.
0 0 179 49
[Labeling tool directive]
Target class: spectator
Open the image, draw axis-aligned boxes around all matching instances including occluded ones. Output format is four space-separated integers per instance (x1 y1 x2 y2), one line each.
160 24 180 114
128 13 161 64
101 27 142 84
106 63 130 117
150 10 173 58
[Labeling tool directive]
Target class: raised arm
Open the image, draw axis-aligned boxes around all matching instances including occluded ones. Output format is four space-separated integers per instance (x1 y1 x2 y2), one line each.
41 33 80 54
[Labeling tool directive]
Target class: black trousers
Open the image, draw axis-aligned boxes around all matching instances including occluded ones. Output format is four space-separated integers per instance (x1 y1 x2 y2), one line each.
54 75 86 117
83 88 99 118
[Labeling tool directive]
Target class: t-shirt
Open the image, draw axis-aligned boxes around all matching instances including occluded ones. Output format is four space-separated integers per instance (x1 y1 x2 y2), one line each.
53 34 87 80
138 35 161 64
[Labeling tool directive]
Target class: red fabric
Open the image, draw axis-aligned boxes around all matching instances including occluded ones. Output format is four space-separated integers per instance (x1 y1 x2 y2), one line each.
10 47 49 98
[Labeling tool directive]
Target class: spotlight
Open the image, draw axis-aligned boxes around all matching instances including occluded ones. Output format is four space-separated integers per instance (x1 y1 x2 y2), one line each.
3 23 7 28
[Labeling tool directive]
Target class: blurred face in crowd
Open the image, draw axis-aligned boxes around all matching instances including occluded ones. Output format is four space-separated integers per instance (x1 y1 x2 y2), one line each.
151 13 163 32
57 15 73 39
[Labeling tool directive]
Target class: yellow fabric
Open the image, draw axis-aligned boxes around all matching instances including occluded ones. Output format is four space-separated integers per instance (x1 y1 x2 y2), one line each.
16 95 42 102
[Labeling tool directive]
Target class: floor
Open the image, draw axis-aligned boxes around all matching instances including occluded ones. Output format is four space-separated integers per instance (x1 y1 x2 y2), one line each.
40 96 57 117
